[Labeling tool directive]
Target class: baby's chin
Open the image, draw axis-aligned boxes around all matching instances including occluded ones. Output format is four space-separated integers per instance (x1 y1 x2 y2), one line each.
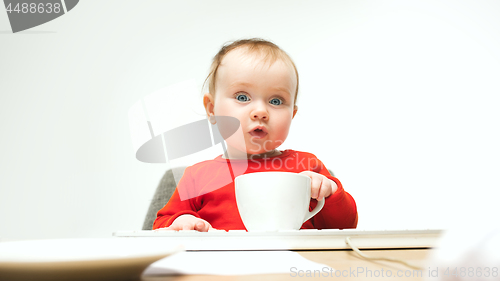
225 139 284 157
246 147 282 158
225 146 279 159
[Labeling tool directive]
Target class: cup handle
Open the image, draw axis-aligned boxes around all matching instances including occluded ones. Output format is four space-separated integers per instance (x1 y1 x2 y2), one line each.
303 199 325 222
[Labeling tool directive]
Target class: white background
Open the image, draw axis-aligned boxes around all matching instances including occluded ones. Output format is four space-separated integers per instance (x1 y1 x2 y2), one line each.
1 0 499 241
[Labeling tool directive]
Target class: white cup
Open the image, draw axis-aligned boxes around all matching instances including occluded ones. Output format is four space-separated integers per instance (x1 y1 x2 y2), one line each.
235 172 325 231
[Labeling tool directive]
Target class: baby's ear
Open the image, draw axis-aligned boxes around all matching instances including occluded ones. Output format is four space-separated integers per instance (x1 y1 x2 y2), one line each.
292 105 298 119
203 93 215 116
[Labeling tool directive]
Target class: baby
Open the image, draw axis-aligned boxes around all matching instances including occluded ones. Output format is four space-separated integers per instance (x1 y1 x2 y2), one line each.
153 38 358 231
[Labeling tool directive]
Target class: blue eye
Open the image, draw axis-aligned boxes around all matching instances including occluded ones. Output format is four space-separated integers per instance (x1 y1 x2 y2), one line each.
269 98 282 105
236 94 249 102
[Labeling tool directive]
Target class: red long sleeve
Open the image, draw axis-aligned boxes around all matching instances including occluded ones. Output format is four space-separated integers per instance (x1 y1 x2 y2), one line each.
153 150 358 230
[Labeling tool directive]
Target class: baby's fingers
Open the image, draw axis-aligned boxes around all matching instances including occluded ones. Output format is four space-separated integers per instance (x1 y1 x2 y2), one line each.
193 221 210 232
163 224 188 231
310 176 322 200
317 179 337 201
316 180 332 202
182 224 195 230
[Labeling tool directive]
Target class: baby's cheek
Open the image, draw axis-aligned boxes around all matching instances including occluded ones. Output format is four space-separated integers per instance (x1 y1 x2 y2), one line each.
225 131 246 149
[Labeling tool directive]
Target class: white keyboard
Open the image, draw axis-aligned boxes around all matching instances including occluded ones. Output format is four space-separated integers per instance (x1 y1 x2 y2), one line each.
113 229 442 251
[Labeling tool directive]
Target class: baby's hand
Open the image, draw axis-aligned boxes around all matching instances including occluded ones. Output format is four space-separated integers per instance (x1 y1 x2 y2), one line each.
164 215 214 232
299 171 338 201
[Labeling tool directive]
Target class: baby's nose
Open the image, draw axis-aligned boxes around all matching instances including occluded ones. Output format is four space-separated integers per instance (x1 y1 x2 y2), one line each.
253 112 268 120
251 101 269 120
251 107 268 120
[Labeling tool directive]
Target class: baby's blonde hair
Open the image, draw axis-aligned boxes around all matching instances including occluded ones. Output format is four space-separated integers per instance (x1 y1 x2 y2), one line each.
203 38 299 105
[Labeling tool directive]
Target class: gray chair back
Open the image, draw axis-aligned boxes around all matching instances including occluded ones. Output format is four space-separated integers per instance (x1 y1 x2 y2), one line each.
142 166 186 230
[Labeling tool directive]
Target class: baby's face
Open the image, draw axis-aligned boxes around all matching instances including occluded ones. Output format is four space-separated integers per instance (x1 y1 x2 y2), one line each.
205 48 298 158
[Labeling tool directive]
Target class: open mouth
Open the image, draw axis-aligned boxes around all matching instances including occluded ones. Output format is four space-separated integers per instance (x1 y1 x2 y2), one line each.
249 127 268 138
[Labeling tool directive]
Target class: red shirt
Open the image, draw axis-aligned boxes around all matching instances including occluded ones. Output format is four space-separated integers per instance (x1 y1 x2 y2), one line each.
153 150 358 230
